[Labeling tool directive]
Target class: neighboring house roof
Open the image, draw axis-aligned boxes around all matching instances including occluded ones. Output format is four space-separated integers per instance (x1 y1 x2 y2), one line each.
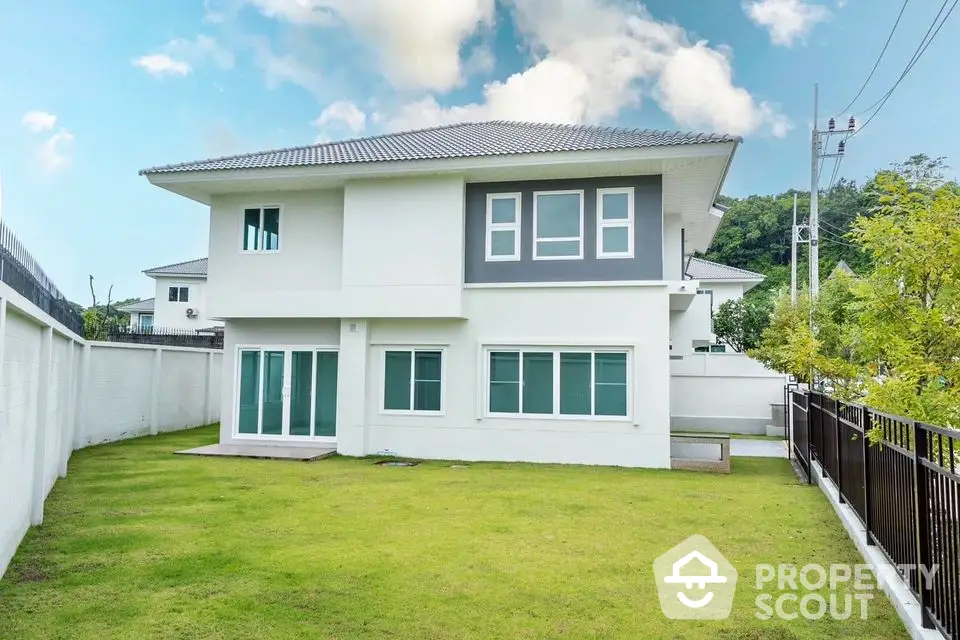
117 298 155 313
685 257 765 281
829 260 857 279
140 121 741 175
143 257 208 277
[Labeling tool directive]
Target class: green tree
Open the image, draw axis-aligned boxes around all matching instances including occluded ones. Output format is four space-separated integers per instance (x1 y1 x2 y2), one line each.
848 163 960 426
713 296 772 352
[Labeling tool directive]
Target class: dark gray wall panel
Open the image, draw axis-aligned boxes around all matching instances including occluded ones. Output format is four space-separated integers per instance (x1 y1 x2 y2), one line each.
464 176 662 283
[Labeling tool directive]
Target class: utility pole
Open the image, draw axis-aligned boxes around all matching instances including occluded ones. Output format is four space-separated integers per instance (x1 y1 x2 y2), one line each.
791 193 799 305
809 84 820 299
809 84 855 302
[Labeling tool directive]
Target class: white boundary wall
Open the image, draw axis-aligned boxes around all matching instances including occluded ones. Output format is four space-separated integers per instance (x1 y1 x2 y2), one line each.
670 353 787 434
0 282 221 578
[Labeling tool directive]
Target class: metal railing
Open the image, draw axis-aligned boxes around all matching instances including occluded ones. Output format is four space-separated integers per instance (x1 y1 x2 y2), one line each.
108 326 223 350
0 221 84 337
788 388 960 639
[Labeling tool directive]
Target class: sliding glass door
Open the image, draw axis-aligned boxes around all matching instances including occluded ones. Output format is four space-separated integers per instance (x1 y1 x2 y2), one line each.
236 347 338 440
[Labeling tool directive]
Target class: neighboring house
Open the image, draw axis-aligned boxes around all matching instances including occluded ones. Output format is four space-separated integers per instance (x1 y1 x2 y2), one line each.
683 257 765 352
117 258 223 331
141 120 741 468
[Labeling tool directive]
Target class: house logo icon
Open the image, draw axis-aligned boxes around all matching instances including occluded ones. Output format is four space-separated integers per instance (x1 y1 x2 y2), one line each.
654 535 738 619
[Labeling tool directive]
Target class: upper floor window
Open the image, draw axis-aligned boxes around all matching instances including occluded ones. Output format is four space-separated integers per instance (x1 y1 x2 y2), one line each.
168 286 189 302
596 187 634 259
533 190 583 260
485 193 521 261
243 206 281 252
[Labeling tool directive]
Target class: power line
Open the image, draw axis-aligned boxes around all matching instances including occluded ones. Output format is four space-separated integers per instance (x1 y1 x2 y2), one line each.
820 229 860 248
820 218 850 234
833 0 911 117
826 155 843 193
852 0 959 136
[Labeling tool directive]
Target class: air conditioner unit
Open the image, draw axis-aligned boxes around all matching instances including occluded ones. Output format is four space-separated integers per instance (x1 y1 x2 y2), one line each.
186 308 198 318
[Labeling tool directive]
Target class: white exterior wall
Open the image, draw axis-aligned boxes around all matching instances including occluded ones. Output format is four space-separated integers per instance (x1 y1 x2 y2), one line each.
341 176 464 317
0 280 222 578
700 281 747 316
662 214 683 281
82 343 223 446
207 177 465 319
218 287 672 468
670 353 787 434
152 276 220 329
208 189 344 318
669 293 712 356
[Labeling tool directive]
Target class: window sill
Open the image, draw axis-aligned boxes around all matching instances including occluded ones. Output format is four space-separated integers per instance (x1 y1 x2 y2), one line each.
596 253 634 260
380 409 445 417
485 412 631 423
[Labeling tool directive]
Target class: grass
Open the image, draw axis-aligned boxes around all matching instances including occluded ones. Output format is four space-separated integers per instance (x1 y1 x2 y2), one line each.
0 425 907 639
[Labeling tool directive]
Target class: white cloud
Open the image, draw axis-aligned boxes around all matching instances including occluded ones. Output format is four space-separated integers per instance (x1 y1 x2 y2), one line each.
656 43 792 138
133 54 192 77
250 37 324 95
388 0 790 138
36 129 74 172
165 35 235 70
22 111 57 133
313 100 366 135
134 35 233 78
245 0 495 91
743 0 831 46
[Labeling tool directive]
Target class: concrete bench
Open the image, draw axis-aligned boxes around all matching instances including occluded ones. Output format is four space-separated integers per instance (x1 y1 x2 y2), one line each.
670 433 732 474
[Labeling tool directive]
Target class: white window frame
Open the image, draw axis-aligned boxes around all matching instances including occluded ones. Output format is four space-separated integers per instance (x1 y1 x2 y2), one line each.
138 313 153 331
379 347 446 416
484 346 631 421
240 205 283 253
233 344 339 442
596 187 635 259
167 285 189 303
532 190 584 261
485 193 522 262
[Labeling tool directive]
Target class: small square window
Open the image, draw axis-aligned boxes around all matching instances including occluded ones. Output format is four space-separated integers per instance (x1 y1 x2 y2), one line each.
242 206 281 252
168 286 189 302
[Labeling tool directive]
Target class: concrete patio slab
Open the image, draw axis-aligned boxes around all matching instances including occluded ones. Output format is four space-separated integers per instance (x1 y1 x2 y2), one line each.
175 443 336 461
730 439 787 458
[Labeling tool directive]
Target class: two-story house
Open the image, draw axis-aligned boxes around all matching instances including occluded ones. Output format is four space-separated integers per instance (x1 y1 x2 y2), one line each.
118 258 223 331
140 121 740 468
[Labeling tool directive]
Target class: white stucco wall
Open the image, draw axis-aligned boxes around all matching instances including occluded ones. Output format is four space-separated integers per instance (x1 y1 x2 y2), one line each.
152 276 220 329
669 292 712 356
208 189 345 318
207 177 465 319
341 176 464 317
219 286 672 468
670 353 787 434
82 343 222 446
699 281 747 316
662 214 683 281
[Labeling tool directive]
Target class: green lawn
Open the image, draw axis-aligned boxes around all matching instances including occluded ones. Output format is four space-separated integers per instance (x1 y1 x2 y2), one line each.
0 425 907 639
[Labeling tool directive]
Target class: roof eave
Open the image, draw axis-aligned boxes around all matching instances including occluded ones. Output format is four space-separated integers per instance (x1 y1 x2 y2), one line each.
144 142 739 205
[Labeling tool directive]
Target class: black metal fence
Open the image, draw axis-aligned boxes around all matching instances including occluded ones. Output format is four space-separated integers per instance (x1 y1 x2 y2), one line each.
0 222 84 336
108 326 223 349
789 388 959 639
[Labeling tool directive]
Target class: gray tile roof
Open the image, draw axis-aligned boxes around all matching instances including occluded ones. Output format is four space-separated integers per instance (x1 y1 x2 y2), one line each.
140 121 740 175
144 258 208 277
686 257 765 281
117 298 155 313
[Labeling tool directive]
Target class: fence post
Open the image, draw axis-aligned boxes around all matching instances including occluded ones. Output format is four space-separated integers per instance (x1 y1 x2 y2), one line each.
74 343 92 449
204 350 216 425
806 392 813 484
31 326 53 525
862 408 874 546
149 347 162 436
912 421 934 629
818 394 828 479
836 399 845 504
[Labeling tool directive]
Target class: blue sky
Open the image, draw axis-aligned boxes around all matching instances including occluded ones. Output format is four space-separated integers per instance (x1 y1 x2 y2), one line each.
1 0 958 303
